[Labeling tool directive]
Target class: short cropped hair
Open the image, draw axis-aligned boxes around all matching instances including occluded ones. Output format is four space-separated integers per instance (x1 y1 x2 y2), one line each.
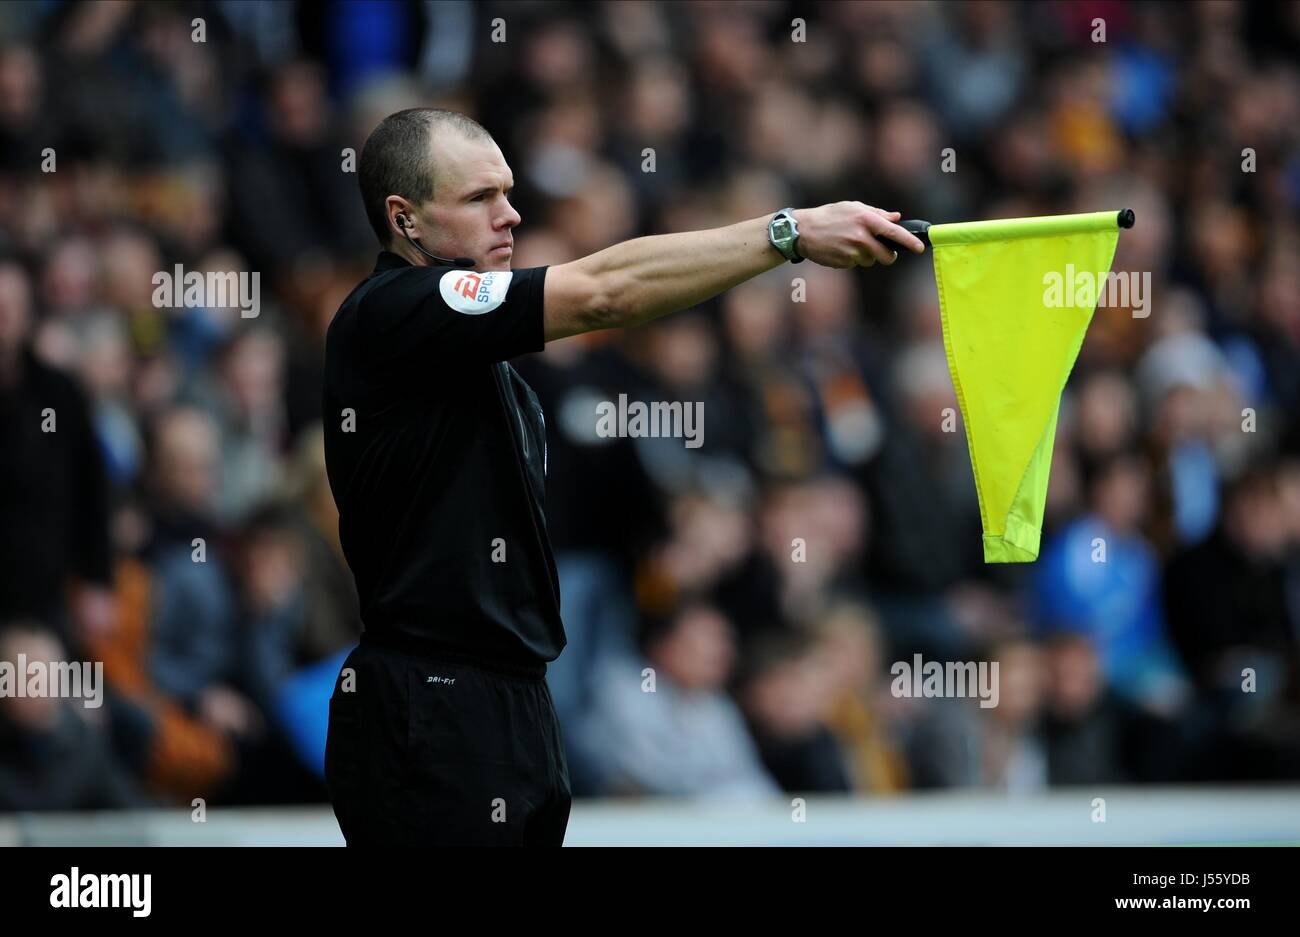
357 108 492 246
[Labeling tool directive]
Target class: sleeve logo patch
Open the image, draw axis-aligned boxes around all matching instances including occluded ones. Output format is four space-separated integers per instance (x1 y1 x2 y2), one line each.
439 269 513 315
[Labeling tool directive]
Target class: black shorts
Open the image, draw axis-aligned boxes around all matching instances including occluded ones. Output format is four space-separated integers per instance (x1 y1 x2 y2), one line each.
324 637 571 846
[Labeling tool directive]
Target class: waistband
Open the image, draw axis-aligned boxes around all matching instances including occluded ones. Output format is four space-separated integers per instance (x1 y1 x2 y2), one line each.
359 630 548 680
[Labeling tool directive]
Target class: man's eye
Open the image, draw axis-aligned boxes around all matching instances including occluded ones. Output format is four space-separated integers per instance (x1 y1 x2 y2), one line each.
472 193 487 202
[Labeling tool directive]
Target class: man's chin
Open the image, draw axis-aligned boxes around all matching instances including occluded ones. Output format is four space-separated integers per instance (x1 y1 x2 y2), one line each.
482 245 514 271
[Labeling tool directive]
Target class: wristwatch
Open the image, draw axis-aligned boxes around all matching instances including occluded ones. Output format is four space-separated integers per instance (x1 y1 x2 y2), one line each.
767 207 803 263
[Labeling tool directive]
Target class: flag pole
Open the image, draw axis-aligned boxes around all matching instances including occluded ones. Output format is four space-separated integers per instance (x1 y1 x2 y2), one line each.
886 210 1134 251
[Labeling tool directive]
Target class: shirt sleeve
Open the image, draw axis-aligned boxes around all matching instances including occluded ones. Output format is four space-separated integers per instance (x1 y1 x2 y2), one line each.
360 265 547 371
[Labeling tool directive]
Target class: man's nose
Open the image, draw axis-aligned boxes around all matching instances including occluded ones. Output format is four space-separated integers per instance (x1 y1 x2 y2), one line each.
498 199 522 229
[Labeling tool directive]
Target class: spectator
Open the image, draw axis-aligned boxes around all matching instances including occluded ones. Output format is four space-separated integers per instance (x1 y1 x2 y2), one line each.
735 629 854 794
1032 452 1189 713
1040 631 1182 785
568 601 780 800
0 622 145 811
140 406 267 766
813 601 910 794
0 260 113 646
906 638 1048 794
1164 466 1300 725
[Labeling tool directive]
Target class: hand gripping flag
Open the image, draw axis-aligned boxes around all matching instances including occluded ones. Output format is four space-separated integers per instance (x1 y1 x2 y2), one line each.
901 209 1135 563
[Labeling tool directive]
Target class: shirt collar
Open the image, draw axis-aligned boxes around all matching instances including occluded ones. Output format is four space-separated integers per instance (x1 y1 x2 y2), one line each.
373 250 413 274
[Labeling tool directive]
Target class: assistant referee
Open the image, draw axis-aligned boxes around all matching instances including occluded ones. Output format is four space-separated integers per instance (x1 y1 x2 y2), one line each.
322 107 924 846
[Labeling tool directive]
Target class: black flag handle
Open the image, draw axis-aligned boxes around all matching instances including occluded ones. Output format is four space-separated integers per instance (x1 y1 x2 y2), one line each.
873 218 931 251
899 218 931 247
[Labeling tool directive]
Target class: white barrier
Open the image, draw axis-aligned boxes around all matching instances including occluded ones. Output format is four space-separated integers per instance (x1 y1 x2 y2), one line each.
3 787 1299 846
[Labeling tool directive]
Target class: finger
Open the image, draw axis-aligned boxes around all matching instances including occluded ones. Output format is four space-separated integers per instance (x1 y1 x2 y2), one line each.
848 238 878 267
860 231 898 265
867 206 901 220
874 219 926 254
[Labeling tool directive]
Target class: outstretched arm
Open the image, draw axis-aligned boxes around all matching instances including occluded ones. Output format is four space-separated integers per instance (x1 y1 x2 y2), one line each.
541 202 925 342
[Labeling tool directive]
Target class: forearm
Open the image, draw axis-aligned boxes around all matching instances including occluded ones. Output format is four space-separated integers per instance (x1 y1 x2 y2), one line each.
581 213 784 330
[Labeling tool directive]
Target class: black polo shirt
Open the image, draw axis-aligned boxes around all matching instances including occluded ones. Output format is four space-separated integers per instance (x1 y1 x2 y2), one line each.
323 251 564 669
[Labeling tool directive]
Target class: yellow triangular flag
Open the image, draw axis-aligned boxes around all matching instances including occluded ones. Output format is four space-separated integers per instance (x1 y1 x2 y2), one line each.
930 210 1124 563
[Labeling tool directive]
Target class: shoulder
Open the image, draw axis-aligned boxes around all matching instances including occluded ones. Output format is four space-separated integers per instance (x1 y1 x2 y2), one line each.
23 355 94 419
325 266 433 343
347 265 471 323
25 353 84 398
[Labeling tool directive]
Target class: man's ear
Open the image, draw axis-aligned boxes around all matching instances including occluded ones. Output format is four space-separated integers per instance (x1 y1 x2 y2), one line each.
386 196 413 238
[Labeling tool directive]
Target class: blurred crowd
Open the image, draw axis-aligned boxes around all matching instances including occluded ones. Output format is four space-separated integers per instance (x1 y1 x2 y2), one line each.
1 0 1299 811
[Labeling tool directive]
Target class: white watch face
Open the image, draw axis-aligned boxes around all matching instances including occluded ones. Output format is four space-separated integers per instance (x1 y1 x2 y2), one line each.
772 217 797 254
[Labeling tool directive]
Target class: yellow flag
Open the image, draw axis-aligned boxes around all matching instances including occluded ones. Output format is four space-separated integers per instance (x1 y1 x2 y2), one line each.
930 210 1125 563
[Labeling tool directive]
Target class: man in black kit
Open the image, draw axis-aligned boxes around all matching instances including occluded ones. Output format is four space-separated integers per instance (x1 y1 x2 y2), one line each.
322 107 924 846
